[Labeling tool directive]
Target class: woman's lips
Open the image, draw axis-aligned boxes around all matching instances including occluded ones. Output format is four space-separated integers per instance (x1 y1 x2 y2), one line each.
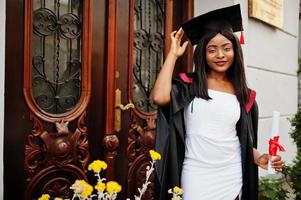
215 61 227 66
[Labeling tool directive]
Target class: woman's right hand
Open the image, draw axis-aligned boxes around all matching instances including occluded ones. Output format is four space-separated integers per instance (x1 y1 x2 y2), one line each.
152 28 189 105
169 28 189 58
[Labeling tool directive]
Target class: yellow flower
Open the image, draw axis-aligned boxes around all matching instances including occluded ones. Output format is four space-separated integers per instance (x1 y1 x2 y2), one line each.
81 183 93 198
38 194 50 200
149 150 161 161
88 160 108 173
106 181 122 195
173 186 184 195
95 182 106 192
70 180 93 198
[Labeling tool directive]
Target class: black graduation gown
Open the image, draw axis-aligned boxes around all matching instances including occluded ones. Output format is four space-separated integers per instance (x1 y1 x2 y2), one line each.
155 73 259 200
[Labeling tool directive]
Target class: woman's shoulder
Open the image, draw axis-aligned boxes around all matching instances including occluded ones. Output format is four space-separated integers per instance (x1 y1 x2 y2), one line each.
172 73 194 94
171 73 195 107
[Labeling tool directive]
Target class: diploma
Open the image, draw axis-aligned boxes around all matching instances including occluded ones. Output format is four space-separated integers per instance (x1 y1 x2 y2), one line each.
270 111 280 138
268 111 285 174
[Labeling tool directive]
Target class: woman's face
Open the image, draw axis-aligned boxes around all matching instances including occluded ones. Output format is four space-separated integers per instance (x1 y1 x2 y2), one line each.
205 33 234 74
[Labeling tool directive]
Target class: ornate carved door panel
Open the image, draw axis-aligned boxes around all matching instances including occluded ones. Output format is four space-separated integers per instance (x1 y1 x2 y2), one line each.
22 0 93 198
5 0 107 199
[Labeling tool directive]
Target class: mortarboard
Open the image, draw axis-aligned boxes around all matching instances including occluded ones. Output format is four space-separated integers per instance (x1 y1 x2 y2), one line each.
181 4 244 45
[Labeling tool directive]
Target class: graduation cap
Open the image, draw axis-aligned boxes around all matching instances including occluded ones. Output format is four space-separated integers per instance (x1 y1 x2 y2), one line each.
181 4 244 45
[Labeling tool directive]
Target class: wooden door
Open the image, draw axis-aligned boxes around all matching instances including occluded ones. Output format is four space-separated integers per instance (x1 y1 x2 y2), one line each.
4 0 193 199
5 0 106 199
110 1 194 199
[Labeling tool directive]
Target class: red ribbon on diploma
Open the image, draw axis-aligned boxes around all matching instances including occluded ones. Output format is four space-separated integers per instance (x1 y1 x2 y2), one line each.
269 136 285 156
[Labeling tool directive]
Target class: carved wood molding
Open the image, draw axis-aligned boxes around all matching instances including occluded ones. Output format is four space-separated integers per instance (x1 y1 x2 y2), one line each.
128 155 156 200
24 164 87 199
103 134 119 181
104 0 118 181
24 112 90 198
127 113 156 199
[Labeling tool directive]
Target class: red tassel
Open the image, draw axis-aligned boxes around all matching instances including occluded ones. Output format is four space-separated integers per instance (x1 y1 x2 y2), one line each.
240 31 245 44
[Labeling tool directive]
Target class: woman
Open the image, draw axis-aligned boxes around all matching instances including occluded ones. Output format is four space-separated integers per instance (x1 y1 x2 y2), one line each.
153 5 283 200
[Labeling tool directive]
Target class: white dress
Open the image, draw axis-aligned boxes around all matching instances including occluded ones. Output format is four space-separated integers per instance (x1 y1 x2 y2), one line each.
181 89 242 200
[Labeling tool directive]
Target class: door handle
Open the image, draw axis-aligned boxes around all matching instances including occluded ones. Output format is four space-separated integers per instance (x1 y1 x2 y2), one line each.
115 89 135 132
116 103 135 110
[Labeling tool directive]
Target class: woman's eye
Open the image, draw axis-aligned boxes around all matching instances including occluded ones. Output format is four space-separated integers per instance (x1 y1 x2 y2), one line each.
208 49 216 53
224 46 233 51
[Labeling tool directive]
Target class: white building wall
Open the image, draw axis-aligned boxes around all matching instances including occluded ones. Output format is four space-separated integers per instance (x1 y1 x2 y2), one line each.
0 0 5 198
195 0 299 176
299 19 301 58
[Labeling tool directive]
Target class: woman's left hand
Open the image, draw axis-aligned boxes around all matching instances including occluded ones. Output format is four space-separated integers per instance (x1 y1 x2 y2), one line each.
257 153 284 172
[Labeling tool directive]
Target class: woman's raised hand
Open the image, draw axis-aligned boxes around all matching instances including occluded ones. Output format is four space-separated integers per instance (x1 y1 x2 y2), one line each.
169 28 189 58
152 29 188 105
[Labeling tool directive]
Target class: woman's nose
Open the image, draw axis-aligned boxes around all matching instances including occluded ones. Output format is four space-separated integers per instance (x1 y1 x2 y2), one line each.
216 50 225 58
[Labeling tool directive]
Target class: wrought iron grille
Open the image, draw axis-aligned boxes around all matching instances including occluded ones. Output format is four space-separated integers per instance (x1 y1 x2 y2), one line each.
133 0 165 113
32 0 83 114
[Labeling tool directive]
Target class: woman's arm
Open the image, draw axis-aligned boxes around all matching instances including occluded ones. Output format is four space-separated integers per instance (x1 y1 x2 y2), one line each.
152 28 188 105
253 148 283 172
